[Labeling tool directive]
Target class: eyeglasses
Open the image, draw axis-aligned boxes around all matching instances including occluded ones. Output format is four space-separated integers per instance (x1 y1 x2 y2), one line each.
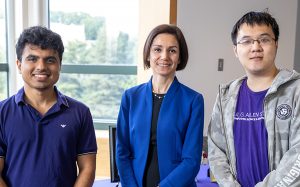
237 36 276 47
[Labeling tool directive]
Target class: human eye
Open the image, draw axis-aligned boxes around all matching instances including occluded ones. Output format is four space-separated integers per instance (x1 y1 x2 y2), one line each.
153 47 161 53
259 37 272 44
45 57 58 64
169 48 177 53
238 39 252 46
26 55 37 62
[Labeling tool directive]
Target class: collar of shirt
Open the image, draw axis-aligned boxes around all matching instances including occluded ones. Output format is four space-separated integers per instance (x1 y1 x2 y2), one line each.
14 86 69 109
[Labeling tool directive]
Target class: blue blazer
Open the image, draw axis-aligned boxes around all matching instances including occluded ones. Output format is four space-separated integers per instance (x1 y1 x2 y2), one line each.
116 77 204 187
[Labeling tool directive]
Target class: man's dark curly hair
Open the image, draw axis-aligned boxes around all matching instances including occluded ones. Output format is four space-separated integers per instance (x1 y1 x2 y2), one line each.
16 26 64 62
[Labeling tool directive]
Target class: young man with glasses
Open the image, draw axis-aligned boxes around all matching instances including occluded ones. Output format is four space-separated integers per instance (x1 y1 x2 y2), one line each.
208 11 300 187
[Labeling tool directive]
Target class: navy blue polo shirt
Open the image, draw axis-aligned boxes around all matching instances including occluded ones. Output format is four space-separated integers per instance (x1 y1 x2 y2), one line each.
0 87 97 187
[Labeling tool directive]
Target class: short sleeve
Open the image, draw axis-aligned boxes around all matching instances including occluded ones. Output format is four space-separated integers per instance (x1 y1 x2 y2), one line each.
77 108 97 155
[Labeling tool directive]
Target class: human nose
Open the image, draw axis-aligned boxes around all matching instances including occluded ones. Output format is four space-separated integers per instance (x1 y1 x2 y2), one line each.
36 59 46 70
161 49 169 59
251 40 263 51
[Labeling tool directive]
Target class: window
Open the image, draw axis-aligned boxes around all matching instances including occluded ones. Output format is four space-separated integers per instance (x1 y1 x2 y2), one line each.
0 0 8 100
49 0 139 180
49 0 138 120
58 73 136 118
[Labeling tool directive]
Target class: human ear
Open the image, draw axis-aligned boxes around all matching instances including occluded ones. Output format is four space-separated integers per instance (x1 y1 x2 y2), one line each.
233 45 238 58
16 60 22 74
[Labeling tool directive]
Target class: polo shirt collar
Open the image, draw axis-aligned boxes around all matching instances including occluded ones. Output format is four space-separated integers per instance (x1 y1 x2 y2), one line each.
14 86 69 108
54 86 69 108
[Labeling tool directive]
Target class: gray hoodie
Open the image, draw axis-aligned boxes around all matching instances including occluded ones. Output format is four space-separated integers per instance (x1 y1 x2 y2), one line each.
208 69 300 187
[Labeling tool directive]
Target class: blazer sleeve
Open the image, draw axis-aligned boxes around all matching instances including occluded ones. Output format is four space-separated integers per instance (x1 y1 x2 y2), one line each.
208 94 241 187
116 92 138 187
159 94 204 187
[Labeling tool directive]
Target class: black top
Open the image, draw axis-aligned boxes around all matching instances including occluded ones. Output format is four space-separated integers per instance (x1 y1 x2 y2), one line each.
143 93 165 187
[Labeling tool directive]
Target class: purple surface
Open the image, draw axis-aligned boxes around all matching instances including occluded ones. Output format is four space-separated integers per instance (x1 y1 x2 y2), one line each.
196 164 219 187
93 179 118 187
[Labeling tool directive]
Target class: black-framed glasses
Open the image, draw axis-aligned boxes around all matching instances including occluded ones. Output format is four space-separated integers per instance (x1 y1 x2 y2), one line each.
237 36 276 47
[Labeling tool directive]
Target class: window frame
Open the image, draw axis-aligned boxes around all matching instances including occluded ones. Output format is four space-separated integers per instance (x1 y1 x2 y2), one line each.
61 64 136 75
0 0 9 98
0 64 8 71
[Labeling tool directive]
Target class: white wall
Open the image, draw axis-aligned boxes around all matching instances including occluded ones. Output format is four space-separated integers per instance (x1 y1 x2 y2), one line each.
137 0 171 83
176 0 298 135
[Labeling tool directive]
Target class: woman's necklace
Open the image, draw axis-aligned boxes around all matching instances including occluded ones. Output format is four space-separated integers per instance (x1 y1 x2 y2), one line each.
152 88 166 99
153 92 165 99
152 80 171 99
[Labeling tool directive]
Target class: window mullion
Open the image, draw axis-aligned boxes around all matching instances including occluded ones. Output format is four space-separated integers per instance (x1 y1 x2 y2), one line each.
61 64 137 75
